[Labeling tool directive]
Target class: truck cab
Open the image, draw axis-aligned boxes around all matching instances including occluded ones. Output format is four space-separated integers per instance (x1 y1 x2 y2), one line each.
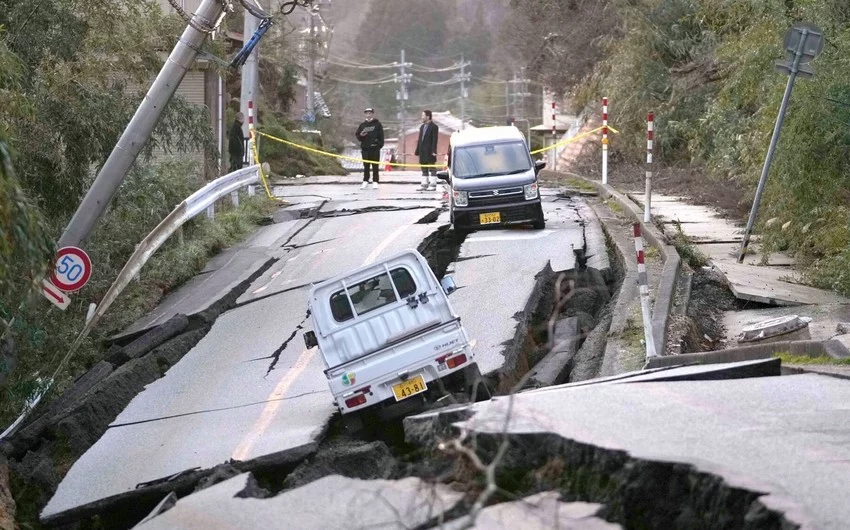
438 126 547 233
303 249 484 430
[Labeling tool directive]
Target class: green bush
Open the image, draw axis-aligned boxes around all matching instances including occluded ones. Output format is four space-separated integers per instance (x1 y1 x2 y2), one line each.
570 0 850 294
1 159 276 425
258 115 346 178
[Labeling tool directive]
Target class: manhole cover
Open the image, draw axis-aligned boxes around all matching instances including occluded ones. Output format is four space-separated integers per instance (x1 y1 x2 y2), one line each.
739 315 811 343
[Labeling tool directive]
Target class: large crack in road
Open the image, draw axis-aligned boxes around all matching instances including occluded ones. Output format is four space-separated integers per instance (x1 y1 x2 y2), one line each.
15 195 638 529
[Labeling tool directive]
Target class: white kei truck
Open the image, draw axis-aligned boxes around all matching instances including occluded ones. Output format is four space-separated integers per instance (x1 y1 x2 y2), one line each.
302 249 486 430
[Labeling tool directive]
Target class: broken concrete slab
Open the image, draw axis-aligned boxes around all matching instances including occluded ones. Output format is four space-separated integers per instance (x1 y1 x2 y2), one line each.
116 314 189 356
529 317 579 386
449 204 584 378
711 261 850 306
134 474 463 530
282 439 396 489
112 220 305 342
10 329 207 460
697 243 795 267
440 492 620 530
411 370 850 529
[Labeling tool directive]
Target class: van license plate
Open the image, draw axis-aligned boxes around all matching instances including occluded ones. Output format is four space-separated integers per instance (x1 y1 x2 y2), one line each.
392 375 427 401
479 212 501 225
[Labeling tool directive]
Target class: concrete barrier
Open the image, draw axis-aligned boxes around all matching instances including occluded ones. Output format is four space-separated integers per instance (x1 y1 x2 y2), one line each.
548 170 682 357
645 339 850 369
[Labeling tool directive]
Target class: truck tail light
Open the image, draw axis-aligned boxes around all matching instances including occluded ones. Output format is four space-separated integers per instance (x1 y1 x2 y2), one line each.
344 386 371 408
345 394 367 408
446 354 467 369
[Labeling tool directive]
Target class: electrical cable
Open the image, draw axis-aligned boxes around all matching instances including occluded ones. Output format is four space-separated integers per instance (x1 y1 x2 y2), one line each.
239 0 269 19
280 0 313 15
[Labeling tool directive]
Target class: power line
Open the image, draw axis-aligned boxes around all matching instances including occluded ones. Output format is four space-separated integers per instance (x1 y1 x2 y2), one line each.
327 75 396 85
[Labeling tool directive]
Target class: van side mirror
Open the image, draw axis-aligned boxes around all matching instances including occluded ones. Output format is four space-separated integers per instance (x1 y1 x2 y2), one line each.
440 276 457 295
303 330 318 349
436 170 450 183
534 160 547 173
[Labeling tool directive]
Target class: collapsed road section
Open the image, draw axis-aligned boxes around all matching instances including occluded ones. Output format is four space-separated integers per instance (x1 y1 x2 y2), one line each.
13 190 620 528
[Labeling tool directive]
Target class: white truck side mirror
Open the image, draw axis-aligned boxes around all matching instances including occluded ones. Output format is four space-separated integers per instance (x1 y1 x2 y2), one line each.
303 330 318 349
441 276 457 295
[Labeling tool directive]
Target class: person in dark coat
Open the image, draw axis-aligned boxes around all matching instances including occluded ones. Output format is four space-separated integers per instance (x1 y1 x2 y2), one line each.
228 112 245 172
414 109 439 191
355 107 384 189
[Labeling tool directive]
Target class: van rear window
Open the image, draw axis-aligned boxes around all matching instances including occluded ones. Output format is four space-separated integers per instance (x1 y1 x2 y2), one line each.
330 267 417 323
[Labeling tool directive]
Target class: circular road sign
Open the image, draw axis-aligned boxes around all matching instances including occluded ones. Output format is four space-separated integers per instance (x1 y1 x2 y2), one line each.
50 246 93 292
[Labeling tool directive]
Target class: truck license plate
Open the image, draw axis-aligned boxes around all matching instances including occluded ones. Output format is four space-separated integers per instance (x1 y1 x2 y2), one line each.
479 212 501 225
392 375 427 401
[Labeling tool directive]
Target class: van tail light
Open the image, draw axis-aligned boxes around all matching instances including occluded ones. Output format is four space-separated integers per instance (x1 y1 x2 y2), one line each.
345 394 367 408
446 354 467 369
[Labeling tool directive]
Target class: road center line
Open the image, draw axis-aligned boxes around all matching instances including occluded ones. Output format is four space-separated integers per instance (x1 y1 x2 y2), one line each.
363 223 411 266
231 347 317 462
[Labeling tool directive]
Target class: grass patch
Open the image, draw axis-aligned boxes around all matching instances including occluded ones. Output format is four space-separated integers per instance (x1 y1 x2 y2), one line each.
645 246 660 261
0 160 278 427
604 199 623 214
775 353 850 366
667 220 708 268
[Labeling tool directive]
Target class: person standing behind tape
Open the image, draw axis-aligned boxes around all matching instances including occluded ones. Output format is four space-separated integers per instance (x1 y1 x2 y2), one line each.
355 107 384 189
229 112 245 171
415 110 439 191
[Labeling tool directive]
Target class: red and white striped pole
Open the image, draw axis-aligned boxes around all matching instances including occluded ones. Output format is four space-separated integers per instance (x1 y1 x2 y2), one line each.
645 112 654 222
247 100 257 197
633 223 658 358
602 97 609 184
551 100 557 171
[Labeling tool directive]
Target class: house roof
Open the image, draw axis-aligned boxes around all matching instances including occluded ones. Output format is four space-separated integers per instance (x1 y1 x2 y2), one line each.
403 111 474 136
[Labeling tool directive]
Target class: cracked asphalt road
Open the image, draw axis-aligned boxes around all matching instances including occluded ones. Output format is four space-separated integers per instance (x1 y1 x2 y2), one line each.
43 173 598 520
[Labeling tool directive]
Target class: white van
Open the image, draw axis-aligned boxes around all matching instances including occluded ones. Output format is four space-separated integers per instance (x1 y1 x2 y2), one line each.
303 249 485 430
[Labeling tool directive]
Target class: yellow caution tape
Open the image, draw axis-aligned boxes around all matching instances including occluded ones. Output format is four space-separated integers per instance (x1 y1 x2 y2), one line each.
255 131 445 169
529 125 619 155
250 131 288 204
256 124 619 169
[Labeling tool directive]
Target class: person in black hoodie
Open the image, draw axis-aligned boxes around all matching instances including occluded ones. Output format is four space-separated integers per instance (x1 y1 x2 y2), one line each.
355 107 384 189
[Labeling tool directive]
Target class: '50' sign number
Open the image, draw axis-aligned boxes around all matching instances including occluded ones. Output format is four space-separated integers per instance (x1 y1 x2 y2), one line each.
50 246 93 293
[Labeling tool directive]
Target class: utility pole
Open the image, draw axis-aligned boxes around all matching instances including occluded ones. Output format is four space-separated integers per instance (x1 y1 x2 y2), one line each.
459 55 470 130
241 3 261 148
505 79 510 125
59 0 229 249
306 4 316 124
395 49 410 164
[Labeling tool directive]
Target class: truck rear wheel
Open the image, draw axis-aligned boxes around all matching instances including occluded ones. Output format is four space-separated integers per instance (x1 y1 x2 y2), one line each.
342 412 364 433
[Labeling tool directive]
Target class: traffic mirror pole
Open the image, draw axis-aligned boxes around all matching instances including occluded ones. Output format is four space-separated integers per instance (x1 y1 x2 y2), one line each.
57 0 230 249
738 24 822 263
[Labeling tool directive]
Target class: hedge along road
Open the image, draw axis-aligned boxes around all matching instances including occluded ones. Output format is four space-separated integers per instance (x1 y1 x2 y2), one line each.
42 176 593 523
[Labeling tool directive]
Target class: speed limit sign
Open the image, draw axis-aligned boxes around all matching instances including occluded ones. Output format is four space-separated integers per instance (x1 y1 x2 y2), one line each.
50 246 93 293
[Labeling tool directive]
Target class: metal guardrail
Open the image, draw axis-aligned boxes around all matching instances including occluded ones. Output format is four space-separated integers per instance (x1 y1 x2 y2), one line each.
86 164 260 335
0 165 261 440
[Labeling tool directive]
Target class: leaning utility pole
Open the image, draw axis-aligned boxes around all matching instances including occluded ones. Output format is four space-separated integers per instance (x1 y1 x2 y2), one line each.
58 0 230 249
